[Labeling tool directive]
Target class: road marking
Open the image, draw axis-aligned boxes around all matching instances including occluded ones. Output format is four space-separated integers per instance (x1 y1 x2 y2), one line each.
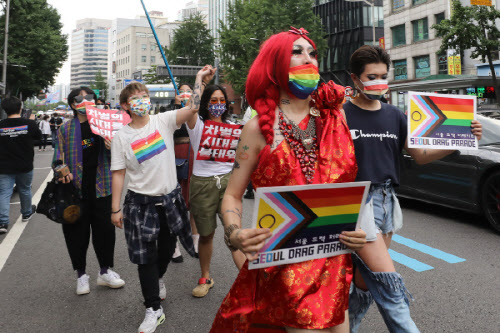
0 171 52 272
392 234 466 264
34 167 52 170
10 202 20 205
389 249 434 272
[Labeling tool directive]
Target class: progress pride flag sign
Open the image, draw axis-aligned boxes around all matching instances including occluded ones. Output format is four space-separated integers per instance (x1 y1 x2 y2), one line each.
86 107 131 139
197 120 243 163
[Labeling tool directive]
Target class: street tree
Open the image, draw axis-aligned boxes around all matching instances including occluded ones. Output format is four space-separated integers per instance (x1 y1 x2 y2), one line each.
0 0 68 99
219 0 326 95
164 12 215 67
433 0 500 104
90 70 108 100
143 65 171 84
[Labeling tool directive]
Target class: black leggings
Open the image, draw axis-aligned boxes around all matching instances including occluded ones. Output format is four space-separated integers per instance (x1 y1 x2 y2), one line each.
62 195 115 271
39 134 49 149
138 205 177 310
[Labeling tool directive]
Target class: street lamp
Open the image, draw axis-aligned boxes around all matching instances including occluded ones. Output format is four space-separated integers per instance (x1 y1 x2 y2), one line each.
214 43 220 85
346 0 376 45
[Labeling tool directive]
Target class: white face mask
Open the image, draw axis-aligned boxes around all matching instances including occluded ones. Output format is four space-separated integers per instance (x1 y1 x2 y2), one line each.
96 105 105 109
355 78 389 100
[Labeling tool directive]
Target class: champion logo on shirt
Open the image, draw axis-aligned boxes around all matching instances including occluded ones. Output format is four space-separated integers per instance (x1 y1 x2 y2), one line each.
350 129 398 141
131 130 166 164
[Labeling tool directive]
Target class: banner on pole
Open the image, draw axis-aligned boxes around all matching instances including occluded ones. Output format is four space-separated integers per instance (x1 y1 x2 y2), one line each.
248 182 371 270
86 107 131 139
407 92 477 150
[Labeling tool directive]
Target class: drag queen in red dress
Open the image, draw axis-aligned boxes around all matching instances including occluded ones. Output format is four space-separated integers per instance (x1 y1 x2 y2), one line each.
211 28 367 333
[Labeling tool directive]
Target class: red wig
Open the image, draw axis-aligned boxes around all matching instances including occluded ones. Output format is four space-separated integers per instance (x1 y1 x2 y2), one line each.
246 30 317 145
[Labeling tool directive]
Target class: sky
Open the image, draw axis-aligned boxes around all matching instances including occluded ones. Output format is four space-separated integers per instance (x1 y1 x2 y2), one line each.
47 0 189 86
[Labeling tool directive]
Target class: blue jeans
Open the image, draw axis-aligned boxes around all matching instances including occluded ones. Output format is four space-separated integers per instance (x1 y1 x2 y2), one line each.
0 170 34 225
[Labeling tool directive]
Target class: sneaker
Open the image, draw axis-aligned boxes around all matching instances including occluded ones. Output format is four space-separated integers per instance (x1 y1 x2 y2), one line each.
171 242 183 263
138 307 165 333
159 279 166 301
76 274 90 295
22 205 37 222
0 223 8 234
192 278 214 298
97 269 125 288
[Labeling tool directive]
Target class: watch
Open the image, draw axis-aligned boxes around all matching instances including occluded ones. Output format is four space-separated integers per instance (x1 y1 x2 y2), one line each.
224 224 240 252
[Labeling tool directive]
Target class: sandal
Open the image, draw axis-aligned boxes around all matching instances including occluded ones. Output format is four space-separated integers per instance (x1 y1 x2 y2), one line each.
192 278 214 297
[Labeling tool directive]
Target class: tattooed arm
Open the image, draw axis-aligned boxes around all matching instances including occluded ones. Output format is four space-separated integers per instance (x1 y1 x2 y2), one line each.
222 117 271 261
176 65 216 128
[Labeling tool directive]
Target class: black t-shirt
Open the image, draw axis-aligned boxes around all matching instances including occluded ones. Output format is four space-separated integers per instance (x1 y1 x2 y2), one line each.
344 101 408 185
0 117 42 173
80 121 101 198
49 117 62 131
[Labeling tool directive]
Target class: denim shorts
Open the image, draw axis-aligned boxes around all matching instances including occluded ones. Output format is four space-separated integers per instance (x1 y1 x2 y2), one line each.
359 180 403 242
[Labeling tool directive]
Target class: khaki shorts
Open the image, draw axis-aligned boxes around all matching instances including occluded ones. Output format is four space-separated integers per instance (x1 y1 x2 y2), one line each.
189 173 230 236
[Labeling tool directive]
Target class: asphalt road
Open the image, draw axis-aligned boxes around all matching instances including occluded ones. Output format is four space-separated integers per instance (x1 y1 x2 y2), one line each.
1 151 499 333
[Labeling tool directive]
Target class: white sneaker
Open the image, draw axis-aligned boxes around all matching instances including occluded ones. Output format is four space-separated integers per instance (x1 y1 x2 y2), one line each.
138 307 165 333
76 274 90 295
97 269 125 288
192 234 200 254
159 279 166 301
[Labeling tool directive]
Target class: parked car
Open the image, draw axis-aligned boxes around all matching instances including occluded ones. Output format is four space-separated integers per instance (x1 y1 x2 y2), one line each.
397 114 500 233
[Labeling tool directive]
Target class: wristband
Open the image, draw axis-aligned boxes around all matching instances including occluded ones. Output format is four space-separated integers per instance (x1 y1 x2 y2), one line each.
111 208 121 214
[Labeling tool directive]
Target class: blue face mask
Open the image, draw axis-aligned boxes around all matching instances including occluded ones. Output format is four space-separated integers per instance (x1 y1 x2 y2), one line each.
208 103 226 118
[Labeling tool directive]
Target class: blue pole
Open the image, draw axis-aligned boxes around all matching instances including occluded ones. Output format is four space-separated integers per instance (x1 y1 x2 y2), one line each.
139 0 179 96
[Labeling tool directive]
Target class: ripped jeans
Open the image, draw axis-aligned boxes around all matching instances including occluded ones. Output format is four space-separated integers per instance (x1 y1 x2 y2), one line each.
349 181 419 333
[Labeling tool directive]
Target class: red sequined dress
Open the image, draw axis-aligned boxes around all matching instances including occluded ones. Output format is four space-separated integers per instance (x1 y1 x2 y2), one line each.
210 87 358 332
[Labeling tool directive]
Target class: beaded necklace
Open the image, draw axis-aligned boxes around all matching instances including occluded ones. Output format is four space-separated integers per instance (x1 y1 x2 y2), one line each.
278 107 319 183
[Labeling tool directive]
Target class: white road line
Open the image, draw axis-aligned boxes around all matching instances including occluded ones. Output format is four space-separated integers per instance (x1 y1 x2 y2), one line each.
34 167 52 170
0 171 52 272
10 202 20 205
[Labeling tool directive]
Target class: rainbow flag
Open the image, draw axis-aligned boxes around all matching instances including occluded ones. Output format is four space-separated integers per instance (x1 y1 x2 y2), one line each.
131 130 166 164
256 184 368 252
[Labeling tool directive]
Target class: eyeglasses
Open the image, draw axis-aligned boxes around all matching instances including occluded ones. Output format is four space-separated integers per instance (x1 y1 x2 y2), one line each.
74 95 94 103
210 99 226 104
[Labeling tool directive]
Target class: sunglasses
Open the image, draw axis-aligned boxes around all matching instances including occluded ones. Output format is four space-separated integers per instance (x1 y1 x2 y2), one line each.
74 95 94 103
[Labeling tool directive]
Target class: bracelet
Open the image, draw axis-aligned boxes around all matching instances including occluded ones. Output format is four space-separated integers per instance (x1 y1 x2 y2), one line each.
111 208 121 214
224 224 240 252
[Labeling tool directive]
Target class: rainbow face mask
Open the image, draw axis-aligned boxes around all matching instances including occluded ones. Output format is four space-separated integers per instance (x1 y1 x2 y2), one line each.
179 92 192 104
129 97 151 117
288 64 320 99
357 79 389 100
74 99 95 115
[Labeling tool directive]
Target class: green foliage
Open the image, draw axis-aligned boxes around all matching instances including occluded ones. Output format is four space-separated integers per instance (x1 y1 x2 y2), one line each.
143 65 172 84
164 12 215 67
0 0 68 99
219 0 326 95
90 70 108 100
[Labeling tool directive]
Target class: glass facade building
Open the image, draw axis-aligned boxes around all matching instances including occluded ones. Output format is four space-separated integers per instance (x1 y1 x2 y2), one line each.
313 0 384 86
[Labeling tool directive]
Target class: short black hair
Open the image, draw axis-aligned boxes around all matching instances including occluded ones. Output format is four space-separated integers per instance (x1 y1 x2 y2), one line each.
96 97 106 104
199 85 230 123
67 87 97 116
177 83 193 94
349 45 391 77
1 96 22 116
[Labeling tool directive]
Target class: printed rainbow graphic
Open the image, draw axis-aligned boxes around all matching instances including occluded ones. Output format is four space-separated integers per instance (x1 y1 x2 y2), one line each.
410 94 474 138
288 65 320 88
131 130 166 164
258 186 366 252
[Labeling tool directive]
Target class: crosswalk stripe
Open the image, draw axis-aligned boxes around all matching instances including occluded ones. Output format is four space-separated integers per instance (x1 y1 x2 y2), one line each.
392 234 466 264
389 249 434 272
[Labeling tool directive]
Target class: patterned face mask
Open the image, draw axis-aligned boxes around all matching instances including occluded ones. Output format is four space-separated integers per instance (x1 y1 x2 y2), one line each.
288 64 320 99
179 92 192 104
356 79 389 100
128 97 151 116
75 100 95 115
208 103 226 118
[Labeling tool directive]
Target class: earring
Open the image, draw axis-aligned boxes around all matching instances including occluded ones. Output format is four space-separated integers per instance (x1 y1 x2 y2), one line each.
345 86 358 100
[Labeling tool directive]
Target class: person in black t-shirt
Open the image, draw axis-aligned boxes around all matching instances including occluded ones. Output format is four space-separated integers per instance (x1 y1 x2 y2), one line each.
49 114 62 149
54 87 125 295
344 46 483 333
0 96 41 233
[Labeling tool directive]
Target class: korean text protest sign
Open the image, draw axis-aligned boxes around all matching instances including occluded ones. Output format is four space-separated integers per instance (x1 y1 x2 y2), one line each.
196 120 243 163
248 182 370 269
86 107 131 139
407 92 477 150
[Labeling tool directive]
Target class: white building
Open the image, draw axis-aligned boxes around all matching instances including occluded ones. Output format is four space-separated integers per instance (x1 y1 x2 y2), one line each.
208 0 233 42
180 0 209 24
384 0 500 110
70 18 111 89
113 23 178 103
107 13 172 106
